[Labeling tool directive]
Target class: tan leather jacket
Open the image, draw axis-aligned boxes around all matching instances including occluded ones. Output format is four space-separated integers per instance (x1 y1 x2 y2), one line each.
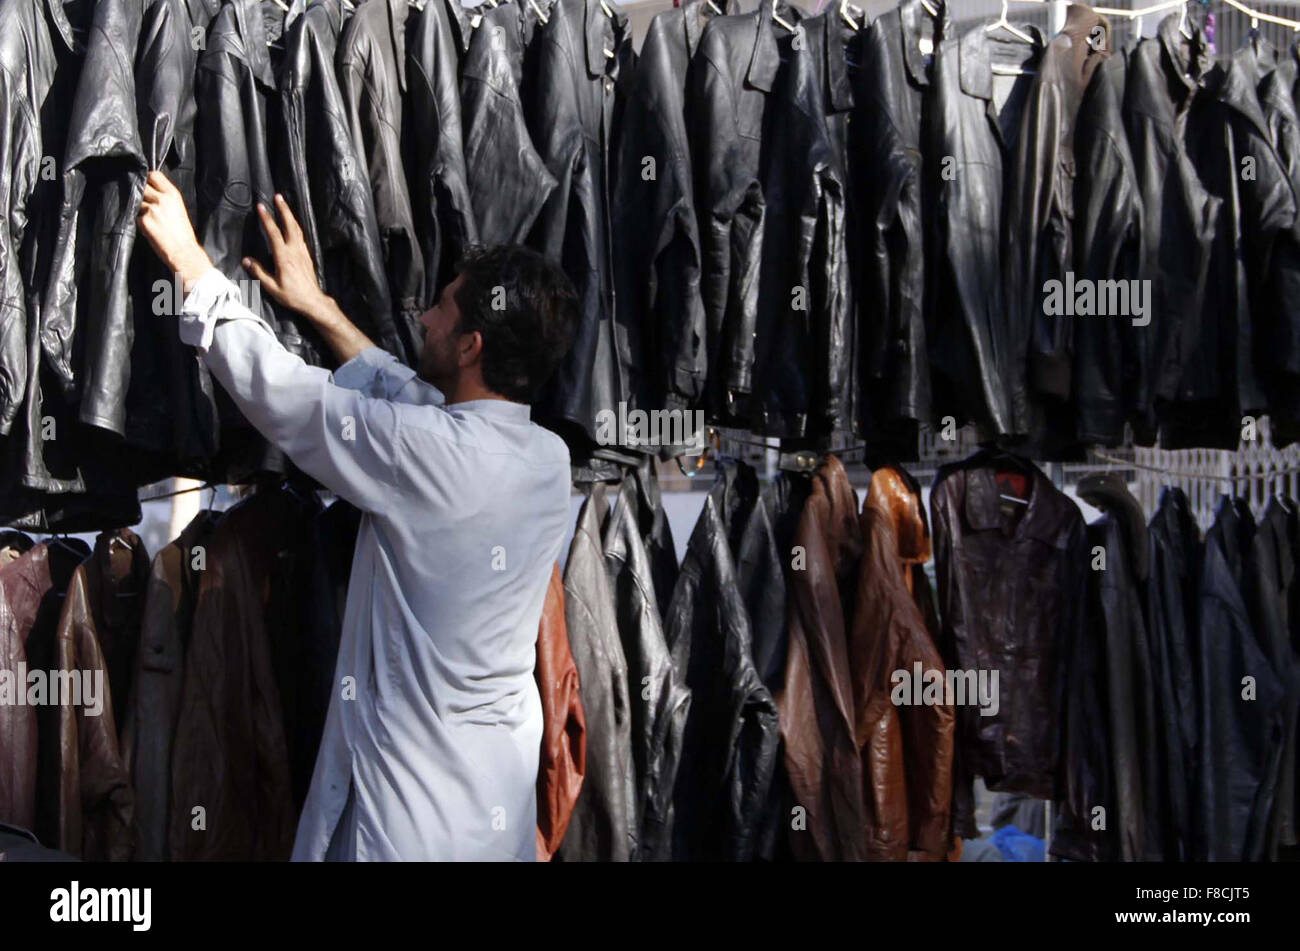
535 563 586 860
850 465 954 861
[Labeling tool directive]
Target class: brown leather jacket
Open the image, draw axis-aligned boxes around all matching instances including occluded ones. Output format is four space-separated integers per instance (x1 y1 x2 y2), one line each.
121 509 223 861
535 562 586 861
779 455 867 860
0 538 136 859
850 465 953 861
168 488 316 860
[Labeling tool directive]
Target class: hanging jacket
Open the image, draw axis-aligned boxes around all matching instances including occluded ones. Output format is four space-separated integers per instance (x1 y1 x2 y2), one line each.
556 486 636 861
1197 497 1287 860
1062 473 1161 862
50 529 149 860
168 488 318 860
664 462 780 860
735 469 808 860
120 507 221 862
1160 31 1297 449
460 1 555 245
929 21 1044 440
404 0 476 299
527 0 634 452
0 0 87 437
337 0 425 359
850 464 954 860
1073 42 1144 446
611 0 731 420
854 0 945 456
280 0 401 364
930 451 1088 836
40 0 221 483
748 8 852 439
1144 486 1201 862
535 562 586 861
0 539 92 846
776 454 866 860
1244 495 1300 857
603 475 690 861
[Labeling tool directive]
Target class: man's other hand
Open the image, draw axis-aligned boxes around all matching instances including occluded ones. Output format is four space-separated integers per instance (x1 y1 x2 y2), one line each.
137 170 214 292
241 195 336 324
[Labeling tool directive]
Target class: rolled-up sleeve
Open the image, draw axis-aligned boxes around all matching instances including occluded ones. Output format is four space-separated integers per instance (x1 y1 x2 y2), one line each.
181 268 408 515
332 345 446 407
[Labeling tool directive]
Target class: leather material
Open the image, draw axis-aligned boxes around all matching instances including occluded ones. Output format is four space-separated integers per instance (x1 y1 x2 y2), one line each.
120 507 221 862
336 0 425 359
280 0 403 363
168 486 318 861
1196 497 1287 860
851 464 954 860
854 0 944 455
534 562 586 862
404 0 476 299
527 0 634 452
1144 487 1200 862
50 529 148 860
555 485 636 861
930 450 1088 836
603 473 688 861
664 462 779 860
459 1 555 245
610 1 730 419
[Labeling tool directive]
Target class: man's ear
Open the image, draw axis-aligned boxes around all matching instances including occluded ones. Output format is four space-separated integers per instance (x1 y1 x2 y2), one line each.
458 329 483 368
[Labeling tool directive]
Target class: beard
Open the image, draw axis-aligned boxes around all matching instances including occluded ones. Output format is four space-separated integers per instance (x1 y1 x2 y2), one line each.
417 337 460 395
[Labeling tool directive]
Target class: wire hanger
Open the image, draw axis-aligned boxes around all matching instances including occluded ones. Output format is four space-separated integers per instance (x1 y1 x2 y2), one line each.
919 0 937 16
985 0 1035 45
839 0 864 30
528 0 549 24
771 0 797 34
705 0 723 14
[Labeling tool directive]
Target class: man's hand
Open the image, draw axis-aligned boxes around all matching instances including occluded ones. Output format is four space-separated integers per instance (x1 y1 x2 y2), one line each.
137 170 214 292
241 195 337 324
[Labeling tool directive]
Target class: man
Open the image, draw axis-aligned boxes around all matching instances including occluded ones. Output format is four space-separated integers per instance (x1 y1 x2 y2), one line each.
137 170 578 861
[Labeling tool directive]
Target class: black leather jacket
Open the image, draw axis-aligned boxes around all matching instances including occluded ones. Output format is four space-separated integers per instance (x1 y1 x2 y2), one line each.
1073 44 1144 447
929 23 1042 440
1197 497 1287 860
930 450 1088 836
405 0 476 299
1145 487 1200 862
527 0 633 452
611 0 731 419
748 8 852 439
460 1 555 245
556 486 636 862
1163 31 1296 449
337 0 425 361
663 462 780 861
603 471 690 862
855 0 944 453
280 0 402 363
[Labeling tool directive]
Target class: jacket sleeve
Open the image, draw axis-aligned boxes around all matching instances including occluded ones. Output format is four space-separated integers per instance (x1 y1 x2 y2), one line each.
0 70 34 435
534 562 586 861
180 270 414 516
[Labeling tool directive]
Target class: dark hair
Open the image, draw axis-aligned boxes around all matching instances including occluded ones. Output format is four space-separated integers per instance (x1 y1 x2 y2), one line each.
451 245 579 402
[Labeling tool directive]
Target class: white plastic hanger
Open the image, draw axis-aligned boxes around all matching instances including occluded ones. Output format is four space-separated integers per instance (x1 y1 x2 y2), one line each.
985 0 1035 45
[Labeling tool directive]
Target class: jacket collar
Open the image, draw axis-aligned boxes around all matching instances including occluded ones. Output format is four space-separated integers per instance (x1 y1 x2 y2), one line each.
1261 496 1297 593
585 0 629 79
1220 43 1276 143
900 0 945 88
958 18 1046 101
1158 11 1211 92
1061 2 1109 87
821 9 854 112
442 0 473 54
388 0 408 92
91 528 150 629
960 457 1072 548
684 0 737 61
233 0 278 91
449 397 533 421
1077 472 1149 580
747 0 802 93
45 0 84 55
